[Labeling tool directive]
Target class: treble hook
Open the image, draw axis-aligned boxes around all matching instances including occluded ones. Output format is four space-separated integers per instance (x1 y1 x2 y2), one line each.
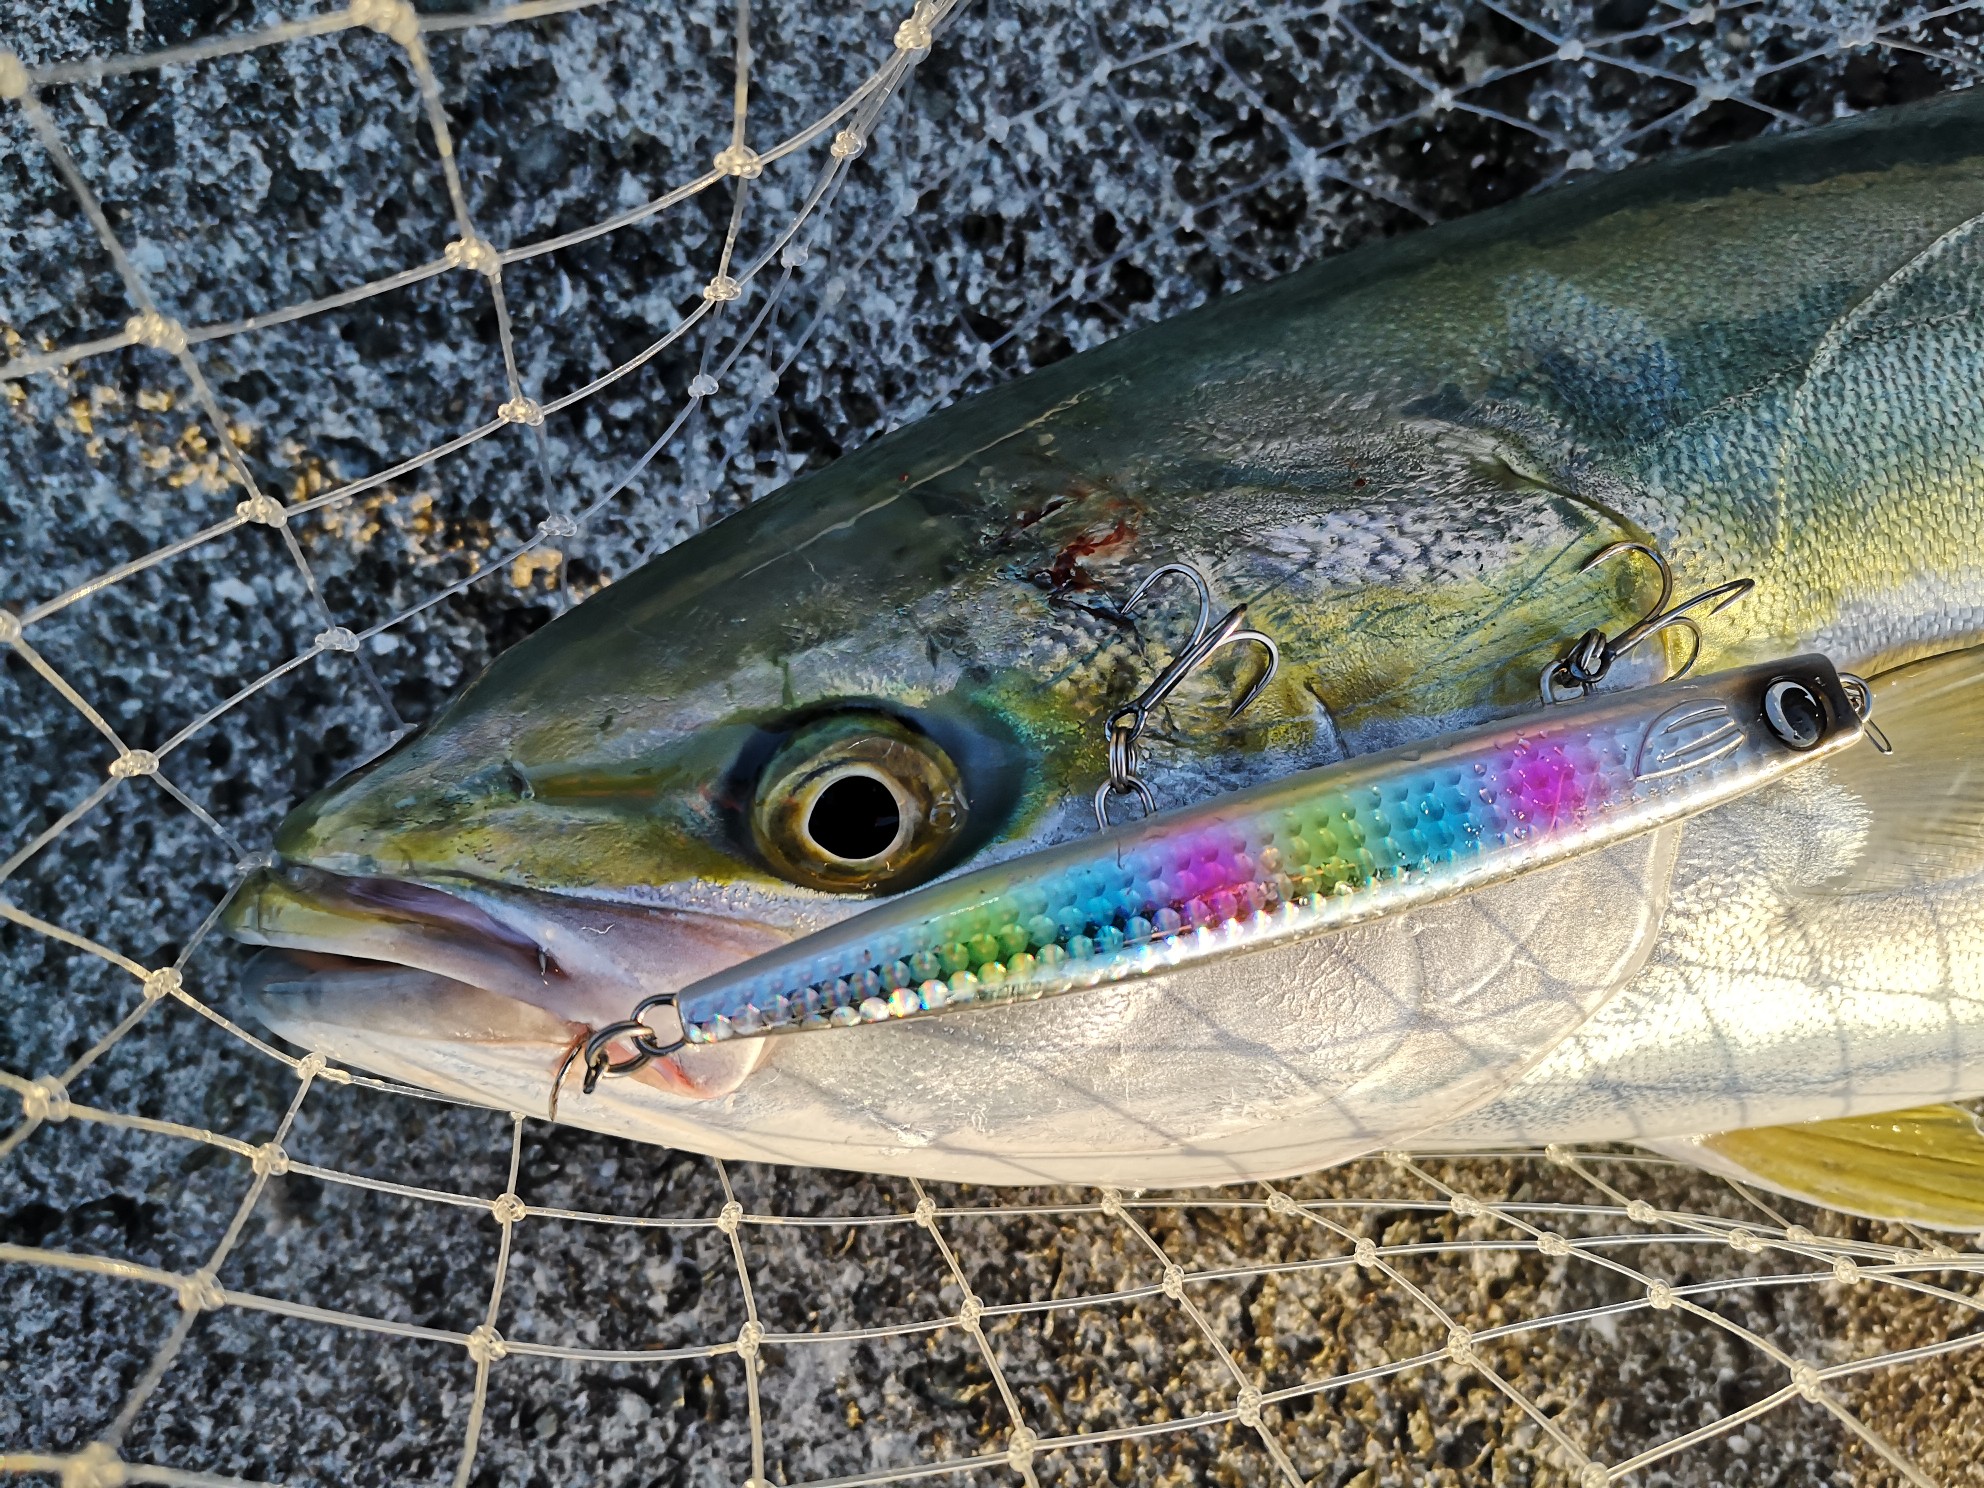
1542 541 1754 704
1094 562 1280 827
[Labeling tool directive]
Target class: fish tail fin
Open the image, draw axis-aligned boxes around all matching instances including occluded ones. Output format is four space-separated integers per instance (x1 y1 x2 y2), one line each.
1646 1104 1984 1231
1817 642 1984 895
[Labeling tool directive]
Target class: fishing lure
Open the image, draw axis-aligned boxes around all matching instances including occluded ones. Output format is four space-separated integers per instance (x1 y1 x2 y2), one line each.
587 654 1869 1068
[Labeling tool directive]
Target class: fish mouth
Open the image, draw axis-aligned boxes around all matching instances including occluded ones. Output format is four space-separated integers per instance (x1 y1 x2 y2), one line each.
224 864 789 1105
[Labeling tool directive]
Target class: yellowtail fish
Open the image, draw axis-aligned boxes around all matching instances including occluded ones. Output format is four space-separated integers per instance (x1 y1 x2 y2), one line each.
229 91 1984 1222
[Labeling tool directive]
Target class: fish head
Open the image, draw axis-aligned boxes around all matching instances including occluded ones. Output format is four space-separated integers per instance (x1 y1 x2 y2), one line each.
227 312 1671 1130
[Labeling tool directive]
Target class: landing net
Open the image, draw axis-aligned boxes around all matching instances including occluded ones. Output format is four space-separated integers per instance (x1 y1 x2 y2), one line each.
3 3 1983 1484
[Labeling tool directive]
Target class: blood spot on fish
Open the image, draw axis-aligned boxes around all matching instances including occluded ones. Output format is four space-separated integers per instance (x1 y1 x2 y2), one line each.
1030 516 1138 596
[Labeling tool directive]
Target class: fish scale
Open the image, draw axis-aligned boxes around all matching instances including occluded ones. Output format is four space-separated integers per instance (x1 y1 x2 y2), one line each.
676 658 1862 1044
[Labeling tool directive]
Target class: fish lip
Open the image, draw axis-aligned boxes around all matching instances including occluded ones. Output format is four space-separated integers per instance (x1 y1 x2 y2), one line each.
232 864 564 977
225 861 794 1031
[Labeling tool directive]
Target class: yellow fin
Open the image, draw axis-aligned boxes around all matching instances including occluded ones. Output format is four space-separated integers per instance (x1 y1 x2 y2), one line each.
1688 1105 1984 1231
1816 643 1984 895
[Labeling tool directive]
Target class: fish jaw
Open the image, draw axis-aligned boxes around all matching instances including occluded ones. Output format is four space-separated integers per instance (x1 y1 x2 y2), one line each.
225 865 786 1101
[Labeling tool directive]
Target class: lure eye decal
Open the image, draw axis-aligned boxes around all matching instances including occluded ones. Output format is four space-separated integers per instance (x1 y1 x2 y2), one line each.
1762 677 1827 750
750 713 968 893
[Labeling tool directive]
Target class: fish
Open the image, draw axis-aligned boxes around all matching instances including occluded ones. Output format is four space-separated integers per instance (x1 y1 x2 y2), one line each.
227 89 1984 1220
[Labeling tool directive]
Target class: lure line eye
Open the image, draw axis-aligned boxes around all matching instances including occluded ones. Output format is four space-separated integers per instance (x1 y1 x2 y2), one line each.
751 714 968 893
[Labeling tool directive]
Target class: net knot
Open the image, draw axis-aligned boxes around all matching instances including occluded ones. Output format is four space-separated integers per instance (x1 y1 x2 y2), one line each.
444 234 500 275
1097 1187 1124 1217
1789 1362 1822 1402
314 626 359 653
236 493 288 526
1536 1230 1571 1258
829 128 866 160
1445 1326 1475 1366
912 1194 937 1228
124 310 187 354
893 5 936 51
1234 1385 1263 1428
251 1142 290 1177
715 1199 744 1235
60 1444 125 1488
1004 1427 1037 1470
1542 1142 1573 1166
701 274 742 303
142 966 183 1001
1832 1257 1862 1286
735 1319 763 1361
1160 1262 1185 1300
0 52 30 102
1265 1191 1297 1218
498 396 544 427
0 609 22 644
108 749 159 780
295 1051 329 1081
1727 1227 1763 1254
779 241 809 267
176 1268 224 1313
464 1323 507 1363
1783 1224 1815 1246
1578 1464 1609 1488
712 143 762 178
1449 1192 1484 1219
491 1192 527 1224
956 1294 983 1329
1624 1199 1657 1224
349 0 420 45
686 372 719 398
537 512 578 538
21 1076 71 1124
1645 1280 1677 1311
1353 1237 1378 1268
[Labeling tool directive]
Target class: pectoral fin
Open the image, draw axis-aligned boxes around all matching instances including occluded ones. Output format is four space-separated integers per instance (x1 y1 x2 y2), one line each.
1817 643 1984 895
1646 1105 1984 1231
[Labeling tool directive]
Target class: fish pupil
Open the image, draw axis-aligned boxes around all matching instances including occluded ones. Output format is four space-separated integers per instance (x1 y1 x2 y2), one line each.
808 774 903 862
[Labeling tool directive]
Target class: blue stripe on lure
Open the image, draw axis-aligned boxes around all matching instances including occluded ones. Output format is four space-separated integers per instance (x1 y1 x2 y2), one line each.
672 657 1865 1045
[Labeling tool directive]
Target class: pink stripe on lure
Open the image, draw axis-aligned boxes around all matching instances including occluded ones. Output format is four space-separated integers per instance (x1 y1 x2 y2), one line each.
673 656 1864 1044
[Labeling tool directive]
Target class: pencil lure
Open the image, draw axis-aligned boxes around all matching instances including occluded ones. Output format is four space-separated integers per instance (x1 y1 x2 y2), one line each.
676 658 1865 1044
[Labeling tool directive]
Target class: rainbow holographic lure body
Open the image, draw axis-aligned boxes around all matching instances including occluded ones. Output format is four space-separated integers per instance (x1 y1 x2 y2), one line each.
671 656 1865 1045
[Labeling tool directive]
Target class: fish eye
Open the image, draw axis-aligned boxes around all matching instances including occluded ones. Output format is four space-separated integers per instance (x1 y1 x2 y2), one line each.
750 713 968 892
1762 678 1826 750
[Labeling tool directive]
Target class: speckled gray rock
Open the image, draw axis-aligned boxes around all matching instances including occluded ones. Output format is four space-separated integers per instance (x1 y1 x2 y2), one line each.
4 2 1984 1485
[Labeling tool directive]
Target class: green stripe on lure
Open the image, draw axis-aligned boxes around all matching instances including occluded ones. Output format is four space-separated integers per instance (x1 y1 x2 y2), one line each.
668 657 1865 1047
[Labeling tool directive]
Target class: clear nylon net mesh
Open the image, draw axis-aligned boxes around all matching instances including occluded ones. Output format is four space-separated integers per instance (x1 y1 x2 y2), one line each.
4 2 1984 1485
